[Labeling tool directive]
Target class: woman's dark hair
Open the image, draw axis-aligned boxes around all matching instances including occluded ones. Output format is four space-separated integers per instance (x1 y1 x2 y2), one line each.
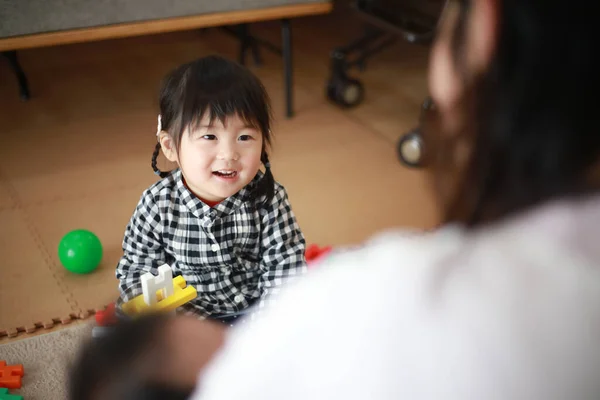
151 55 275 205
69 314 193 400
427 0 600 228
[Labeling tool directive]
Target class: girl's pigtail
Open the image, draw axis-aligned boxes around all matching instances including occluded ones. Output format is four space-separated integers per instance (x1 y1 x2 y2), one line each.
257 153 275 206
151 142 169 178
152 114 170 179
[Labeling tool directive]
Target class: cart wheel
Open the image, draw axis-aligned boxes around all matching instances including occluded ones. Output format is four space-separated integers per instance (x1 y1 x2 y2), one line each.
397 129 425 168
327 76 364 108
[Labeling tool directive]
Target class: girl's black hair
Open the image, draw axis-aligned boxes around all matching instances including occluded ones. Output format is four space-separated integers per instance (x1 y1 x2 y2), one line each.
151 55 275 205
430 0 600 227
69 313 194 400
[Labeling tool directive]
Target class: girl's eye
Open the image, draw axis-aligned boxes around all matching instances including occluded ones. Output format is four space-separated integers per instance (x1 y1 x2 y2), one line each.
202 134 217 140
239 135 254 141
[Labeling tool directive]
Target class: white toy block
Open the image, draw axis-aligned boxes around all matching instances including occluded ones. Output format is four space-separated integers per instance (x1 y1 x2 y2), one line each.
141 264 174 306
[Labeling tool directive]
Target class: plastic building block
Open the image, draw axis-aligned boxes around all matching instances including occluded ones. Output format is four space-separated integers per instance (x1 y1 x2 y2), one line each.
95 302 117 326
141 264 175 307
305 244 333 267
0 361 24 389
0 388 23 400
121 273 197 316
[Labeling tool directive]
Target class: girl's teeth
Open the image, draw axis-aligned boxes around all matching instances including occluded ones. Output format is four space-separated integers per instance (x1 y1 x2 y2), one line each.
215 170 236 177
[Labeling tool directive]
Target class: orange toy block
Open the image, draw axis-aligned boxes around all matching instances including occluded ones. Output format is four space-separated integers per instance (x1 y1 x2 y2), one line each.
0 361 24 389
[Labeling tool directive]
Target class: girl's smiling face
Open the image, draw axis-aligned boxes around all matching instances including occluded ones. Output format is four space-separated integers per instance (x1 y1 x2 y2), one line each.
160 113 264 202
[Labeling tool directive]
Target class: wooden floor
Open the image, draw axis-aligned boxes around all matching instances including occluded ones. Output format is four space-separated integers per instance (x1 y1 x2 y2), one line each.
0 3 439 339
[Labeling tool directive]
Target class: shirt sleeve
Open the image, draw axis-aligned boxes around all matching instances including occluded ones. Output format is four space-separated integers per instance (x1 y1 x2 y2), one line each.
256 184 307 307
115 190 167 304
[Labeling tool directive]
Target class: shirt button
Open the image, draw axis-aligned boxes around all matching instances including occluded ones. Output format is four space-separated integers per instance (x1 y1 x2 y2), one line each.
211 244 219 252
235 294 244 303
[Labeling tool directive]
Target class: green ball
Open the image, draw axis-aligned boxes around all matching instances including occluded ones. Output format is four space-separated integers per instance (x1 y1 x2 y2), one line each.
58 229 103 274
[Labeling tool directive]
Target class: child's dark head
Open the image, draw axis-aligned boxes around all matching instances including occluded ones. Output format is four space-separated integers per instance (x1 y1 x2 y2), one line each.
69 314 225 400
151 55 275 204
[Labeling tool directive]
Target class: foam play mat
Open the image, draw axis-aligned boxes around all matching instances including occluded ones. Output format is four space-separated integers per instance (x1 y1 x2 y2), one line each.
0 10 438 340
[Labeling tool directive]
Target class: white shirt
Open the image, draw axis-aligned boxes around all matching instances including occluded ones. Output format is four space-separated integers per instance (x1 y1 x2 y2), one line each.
193 195 600 399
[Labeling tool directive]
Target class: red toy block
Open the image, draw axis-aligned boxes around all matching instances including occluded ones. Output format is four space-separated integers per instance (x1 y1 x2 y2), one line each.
95 302 118 326
305 244 333 267
0 361 24 389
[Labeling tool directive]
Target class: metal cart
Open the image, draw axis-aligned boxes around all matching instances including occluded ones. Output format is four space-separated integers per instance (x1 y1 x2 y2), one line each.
326 0 447 168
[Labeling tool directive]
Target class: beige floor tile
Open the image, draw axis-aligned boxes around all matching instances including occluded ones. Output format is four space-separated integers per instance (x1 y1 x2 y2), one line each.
0 180 16 210
271 139 439 246
271 104 380 155
0 106 160 205
0 209 74 332
0 5 438 336
24 184 151 312
348 94 424 144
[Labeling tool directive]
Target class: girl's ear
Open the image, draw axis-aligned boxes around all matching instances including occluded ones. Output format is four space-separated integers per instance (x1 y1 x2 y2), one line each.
159 132 178 163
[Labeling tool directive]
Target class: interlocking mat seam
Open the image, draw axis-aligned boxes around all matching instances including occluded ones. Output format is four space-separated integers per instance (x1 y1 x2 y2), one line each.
0 170 105 339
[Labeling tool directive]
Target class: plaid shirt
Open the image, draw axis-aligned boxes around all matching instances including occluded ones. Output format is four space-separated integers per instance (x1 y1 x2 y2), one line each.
115 169 306 317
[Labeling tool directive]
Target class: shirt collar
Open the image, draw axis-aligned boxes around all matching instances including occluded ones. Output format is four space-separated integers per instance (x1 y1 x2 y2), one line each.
174 169 263 219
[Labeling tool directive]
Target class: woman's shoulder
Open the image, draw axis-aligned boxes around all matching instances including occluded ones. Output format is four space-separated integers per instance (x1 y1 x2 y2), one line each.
196 197 600 399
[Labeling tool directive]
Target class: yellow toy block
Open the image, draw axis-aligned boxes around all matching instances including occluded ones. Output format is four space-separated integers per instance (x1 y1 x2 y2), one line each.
121 275 197 316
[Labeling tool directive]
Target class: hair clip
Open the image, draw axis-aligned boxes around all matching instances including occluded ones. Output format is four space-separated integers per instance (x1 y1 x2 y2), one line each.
156 114 162 136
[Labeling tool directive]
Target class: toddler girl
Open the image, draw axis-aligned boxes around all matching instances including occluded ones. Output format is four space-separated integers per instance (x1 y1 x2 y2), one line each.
115 55 307 323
